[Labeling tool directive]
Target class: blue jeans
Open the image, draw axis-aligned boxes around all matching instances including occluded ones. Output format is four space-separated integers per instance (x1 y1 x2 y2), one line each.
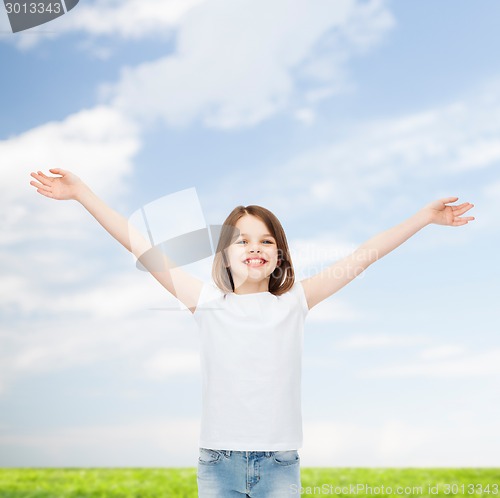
197 448 301 497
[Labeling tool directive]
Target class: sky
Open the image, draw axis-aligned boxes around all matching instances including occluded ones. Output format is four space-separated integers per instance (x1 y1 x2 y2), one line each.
0 0 499 468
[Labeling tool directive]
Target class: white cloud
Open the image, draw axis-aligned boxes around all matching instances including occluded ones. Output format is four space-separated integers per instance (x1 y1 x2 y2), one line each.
0 299 198 394
0 270 179 318
0 4 10 33
290 235 358 272
1 105 140 244
418 344 466 360
105 0 394 129
3 0 207 50
69 0 206 38
337 333 430 349
143 348 200 380
200 79 499 232
362 348 500 378
477 178 500 230
302 418 500 466
0 418 201 466
307 298 359 323
293 107 317 126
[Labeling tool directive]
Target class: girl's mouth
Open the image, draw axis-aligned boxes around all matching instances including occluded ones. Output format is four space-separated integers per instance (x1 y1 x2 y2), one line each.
244 258 267 267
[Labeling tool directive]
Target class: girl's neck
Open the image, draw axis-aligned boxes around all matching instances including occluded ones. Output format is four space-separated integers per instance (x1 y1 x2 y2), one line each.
232 279 270 295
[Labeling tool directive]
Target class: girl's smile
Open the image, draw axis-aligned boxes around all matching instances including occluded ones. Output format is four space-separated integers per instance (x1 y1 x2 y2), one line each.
243 258 267 267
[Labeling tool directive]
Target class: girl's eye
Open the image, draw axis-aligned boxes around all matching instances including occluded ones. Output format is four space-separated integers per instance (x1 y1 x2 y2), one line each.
235 240 274 244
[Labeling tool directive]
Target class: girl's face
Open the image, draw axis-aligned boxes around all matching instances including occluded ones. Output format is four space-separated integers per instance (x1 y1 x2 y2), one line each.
225 214 280 293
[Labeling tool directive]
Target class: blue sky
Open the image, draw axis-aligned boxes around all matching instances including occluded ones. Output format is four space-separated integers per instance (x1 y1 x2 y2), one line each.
1 0 499 468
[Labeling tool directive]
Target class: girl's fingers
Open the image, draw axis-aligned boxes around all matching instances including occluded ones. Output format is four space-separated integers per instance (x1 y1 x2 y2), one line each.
49 168 66 175
453 216 474 225
441 196 459 204
30 180 51 192
29 179 43 188
37 188 54 198
30 171 52 182
30 179 52 196
453 203 473 214
31 172 52 187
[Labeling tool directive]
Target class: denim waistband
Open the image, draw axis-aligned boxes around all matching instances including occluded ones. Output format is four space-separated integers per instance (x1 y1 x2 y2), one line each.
204 449 297 457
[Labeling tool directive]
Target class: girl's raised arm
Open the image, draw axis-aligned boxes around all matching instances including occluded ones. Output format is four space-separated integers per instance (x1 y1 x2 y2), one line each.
29 168 203 313
300 197 475 310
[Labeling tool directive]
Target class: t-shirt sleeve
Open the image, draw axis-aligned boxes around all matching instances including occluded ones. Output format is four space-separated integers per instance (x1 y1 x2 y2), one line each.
192 281 225 325
293 281 310 317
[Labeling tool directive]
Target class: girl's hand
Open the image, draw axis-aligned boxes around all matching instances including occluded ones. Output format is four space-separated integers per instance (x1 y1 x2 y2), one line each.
423 196 475 226
29 168 87 201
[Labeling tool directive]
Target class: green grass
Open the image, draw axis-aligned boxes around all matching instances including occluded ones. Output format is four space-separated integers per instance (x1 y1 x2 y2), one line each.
0 468 498 497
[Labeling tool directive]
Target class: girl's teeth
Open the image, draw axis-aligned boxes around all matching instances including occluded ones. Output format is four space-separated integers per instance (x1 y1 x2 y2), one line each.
246 259 265 264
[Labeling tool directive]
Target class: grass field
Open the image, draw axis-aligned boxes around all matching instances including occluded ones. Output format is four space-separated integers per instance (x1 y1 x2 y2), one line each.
0 468 499 497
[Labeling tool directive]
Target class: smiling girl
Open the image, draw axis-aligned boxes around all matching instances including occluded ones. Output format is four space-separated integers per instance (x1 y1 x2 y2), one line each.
29 168 475 498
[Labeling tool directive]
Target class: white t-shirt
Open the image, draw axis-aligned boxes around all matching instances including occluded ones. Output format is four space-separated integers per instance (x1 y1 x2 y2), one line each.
193 280 309 451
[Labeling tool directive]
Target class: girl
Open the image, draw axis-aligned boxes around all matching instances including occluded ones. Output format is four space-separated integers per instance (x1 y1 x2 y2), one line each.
29 168 475 498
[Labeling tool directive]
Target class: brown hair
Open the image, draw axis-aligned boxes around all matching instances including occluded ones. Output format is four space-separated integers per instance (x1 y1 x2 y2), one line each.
211 205 295 296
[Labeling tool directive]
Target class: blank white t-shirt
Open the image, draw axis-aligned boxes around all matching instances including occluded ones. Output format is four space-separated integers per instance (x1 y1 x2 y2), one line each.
193 281 309 451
